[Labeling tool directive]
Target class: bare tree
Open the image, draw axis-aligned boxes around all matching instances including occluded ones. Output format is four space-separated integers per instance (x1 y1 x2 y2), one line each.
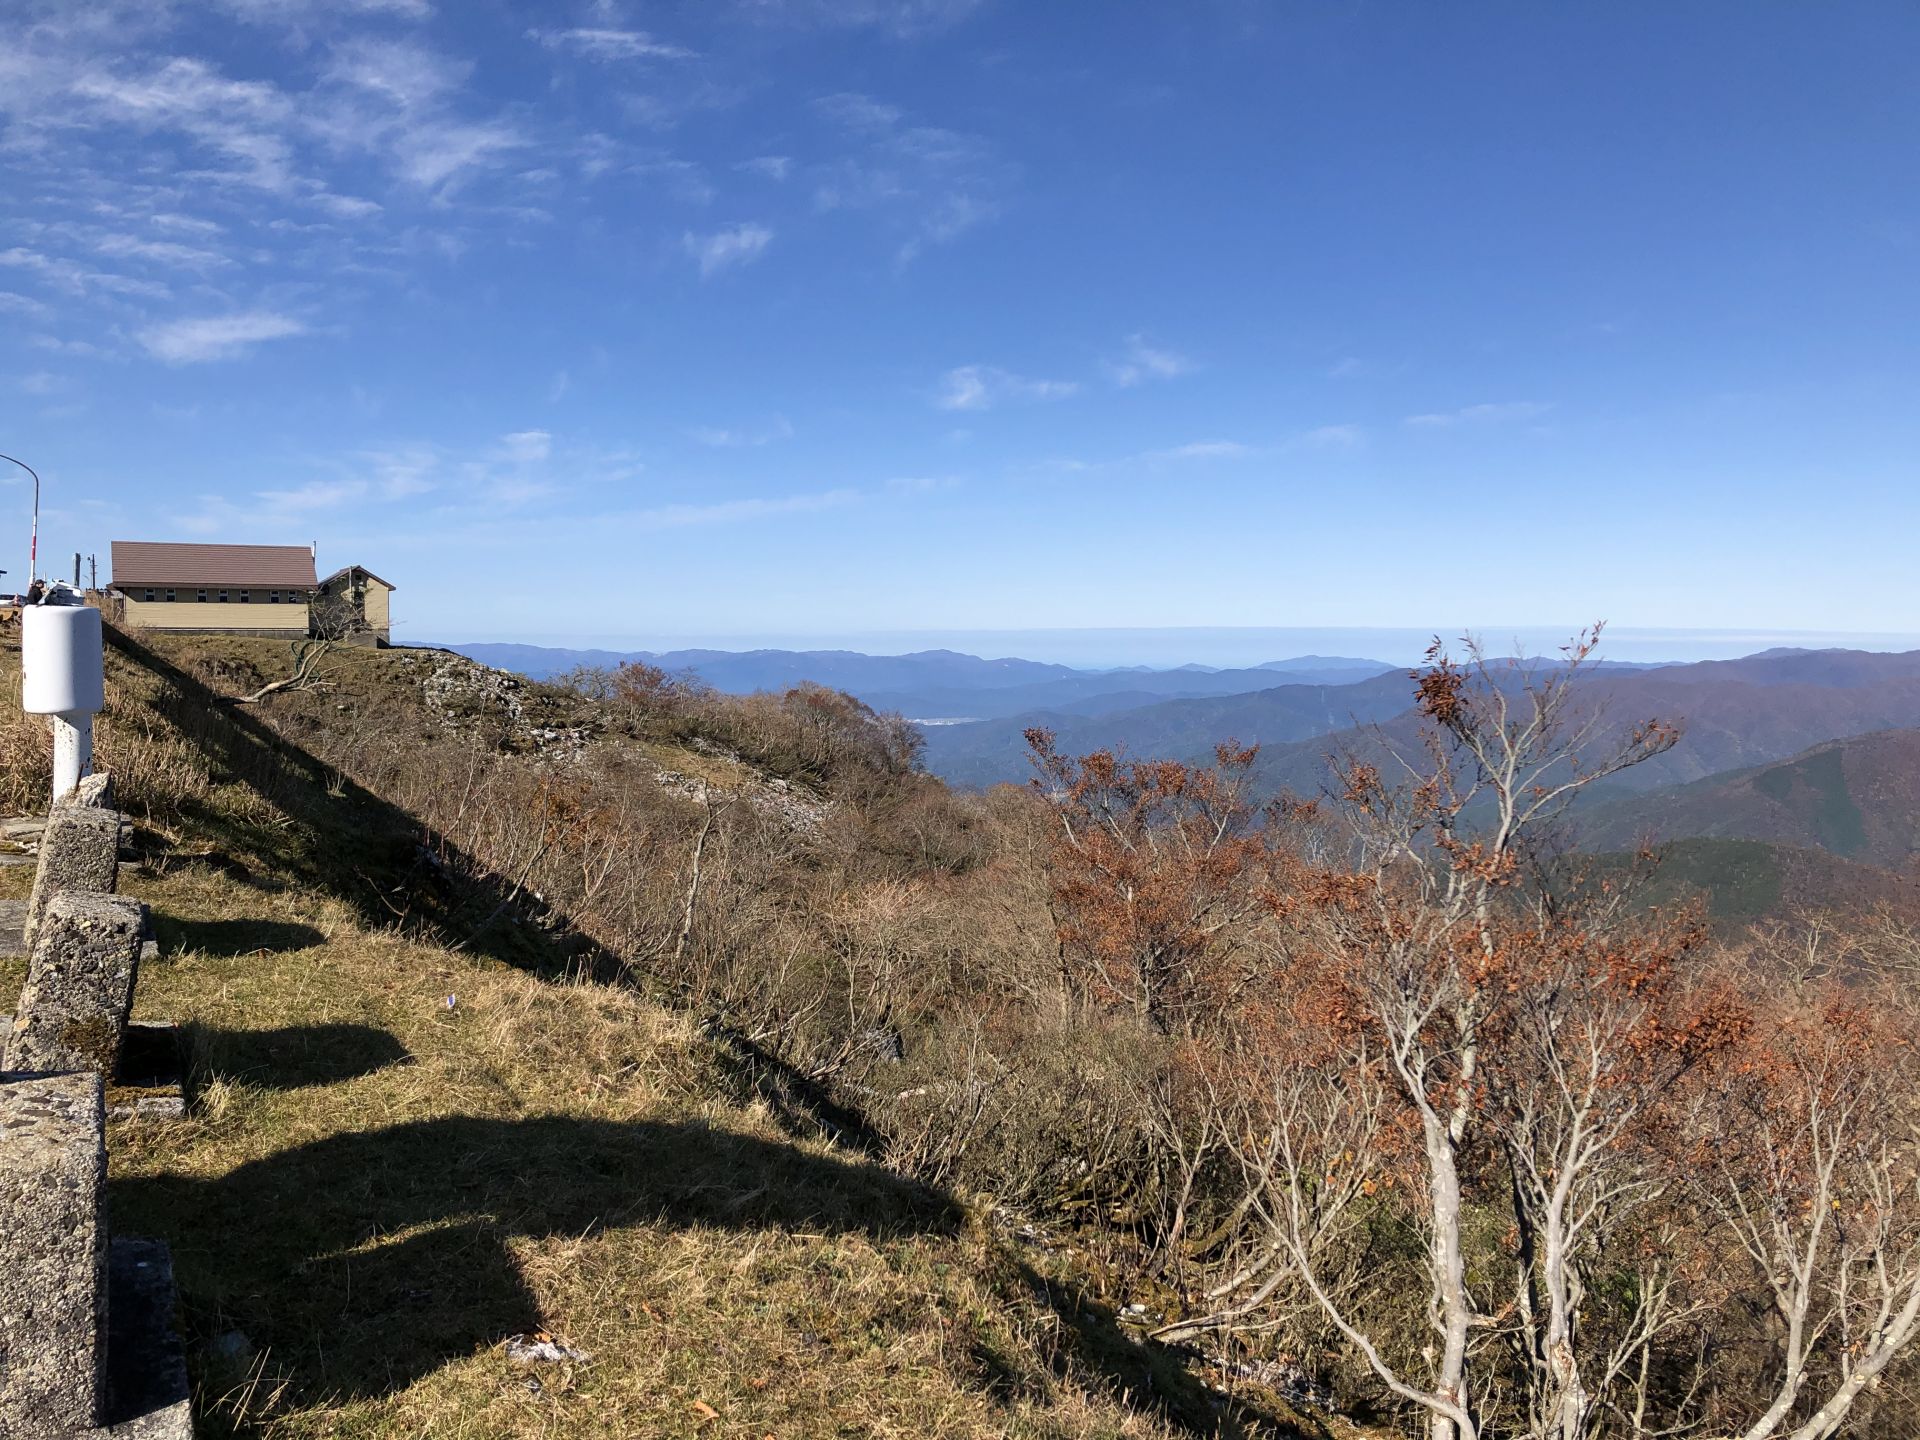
1691 984 1920 1440
1156 628 1690 1440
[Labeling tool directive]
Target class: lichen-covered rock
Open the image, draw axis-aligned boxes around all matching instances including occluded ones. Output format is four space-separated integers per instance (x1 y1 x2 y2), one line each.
4 893 147 1077
23 805 122 956
0 1071 106 1436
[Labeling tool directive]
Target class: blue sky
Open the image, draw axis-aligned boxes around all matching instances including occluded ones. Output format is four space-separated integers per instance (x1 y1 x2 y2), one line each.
2 1 1917 658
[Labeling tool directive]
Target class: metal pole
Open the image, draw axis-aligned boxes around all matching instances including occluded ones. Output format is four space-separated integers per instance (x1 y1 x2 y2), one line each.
0 452 42 587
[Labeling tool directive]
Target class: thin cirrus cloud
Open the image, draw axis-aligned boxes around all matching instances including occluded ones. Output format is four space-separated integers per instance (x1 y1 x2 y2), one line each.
749 0 988 36
684 224 773 277
1403 401 1551 427
1142 440 1252 461
935 364 1078 411
500 428 553 463
1298 423 1364 449
1106 333 1193 387
137 311 308 363
216 0 434 19
690 416 795 447
526 28 696 62
629 488 859 530
810 90 1005 264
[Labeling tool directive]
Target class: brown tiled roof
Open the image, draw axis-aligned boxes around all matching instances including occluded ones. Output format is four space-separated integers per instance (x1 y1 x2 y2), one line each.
111 541 318 588
320 565 397 591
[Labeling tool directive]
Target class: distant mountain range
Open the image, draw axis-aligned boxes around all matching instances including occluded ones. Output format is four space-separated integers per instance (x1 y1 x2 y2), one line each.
924 647 1920 794
436 639 1920 915
431 643 1403 722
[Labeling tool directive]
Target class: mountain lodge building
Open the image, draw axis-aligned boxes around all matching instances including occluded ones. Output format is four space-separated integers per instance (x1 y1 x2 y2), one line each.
109 541 394 644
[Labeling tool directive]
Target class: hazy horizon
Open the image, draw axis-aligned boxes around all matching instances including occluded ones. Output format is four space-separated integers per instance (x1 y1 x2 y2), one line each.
422 623 1920 670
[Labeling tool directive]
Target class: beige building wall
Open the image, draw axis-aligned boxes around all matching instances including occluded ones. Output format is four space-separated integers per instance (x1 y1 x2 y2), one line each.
121 598 310 633
363 581 391 633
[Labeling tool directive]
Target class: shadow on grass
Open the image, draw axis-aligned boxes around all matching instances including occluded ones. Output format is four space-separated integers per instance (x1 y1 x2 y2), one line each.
1004 1257 1323 1440
194 1022 412 1091
113 1114 960 1408
107 628 613 977
154 917 327 958
102 634 1316 1436
713 1030 1318 1438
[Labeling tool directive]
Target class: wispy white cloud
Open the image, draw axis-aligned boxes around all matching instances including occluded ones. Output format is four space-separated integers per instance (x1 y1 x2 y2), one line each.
1327 356 1366 379
741 0 985 37
809 90 1006 263
500 428 553 463
684 223 773 276
92 232 231 269
318 38 526 193
886 474 959 494
630 488 858 530
361 445 439 498
256 478 367 511
690 416 794 447
309 191 382 220
216 0 433 20
1404 401 1551 428
813 91 903 132
527 27 695 62
1142 439 1251 461
0 247 169 300
737 155 792 181
1298 423 1364 449
149 213 224 236
936 364 1078 411
322 35 463 107
72 55 300 194
1107 333 1193 387
1037 439 1264 474
171 429 644 539
138 310 308 363
31 334 109 358
392 120 523 190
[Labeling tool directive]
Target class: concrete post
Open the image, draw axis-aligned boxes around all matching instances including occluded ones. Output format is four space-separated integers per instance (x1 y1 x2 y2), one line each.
0 1071 107 1436
22 805 122 959
4 892 148 1077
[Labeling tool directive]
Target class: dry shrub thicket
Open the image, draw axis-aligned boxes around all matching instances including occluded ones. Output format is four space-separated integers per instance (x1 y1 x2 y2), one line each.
101 633 1920 1439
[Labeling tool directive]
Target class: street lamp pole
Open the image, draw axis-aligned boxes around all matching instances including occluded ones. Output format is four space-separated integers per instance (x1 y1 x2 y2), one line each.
0 452 42 587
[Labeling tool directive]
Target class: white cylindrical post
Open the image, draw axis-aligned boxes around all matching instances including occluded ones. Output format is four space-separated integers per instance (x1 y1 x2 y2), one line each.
51 713 92 800
22 603 106 805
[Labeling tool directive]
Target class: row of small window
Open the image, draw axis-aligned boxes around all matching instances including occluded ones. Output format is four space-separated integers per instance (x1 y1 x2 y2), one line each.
136 589 309 604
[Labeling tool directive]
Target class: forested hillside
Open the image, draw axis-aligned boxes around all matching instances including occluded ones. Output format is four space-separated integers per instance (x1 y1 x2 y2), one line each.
1581 727 1920 869
12 626 1914 1439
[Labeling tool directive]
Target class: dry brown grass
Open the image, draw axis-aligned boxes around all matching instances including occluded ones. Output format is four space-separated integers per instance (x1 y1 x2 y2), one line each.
0 860 1222 1440
0 635 1328 1440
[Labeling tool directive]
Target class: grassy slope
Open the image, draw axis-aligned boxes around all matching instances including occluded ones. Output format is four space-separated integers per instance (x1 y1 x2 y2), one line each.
0 633 1328 1440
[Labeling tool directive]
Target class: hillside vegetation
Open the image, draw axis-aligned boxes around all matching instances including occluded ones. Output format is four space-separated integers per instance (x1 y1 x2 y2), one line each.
8 627 1920 1440
0 631 1335 1440
1581 727 1920 871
